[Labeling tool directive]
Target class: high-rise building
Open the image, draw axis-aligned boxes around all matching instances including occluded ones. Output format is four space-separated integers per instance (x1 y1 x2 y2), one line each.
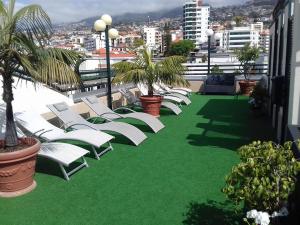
183 0 210 48
142 27 163 54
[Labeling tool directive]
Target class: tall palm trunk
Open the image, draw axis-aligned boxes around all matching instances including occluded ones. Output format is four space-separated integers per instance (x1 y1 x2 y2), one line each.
3 74 18 147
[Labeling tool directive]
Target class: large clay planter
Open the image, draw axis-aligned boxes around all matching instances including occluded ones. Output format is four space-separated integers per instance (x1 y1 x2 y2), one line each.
0 138 40 198
140 95 163 117
239 81 256 96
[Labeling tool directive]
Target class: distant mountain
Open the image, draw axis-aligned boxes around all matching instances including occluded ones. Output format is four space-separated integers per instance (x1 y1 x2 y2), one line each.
79 7 182 27
62 1 276 28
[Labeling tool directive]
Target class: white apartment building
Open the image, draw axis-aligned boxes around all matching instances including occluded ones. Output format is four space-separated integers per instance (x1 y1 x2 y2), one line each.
183 0 210 48
117 33 141 47
250 22 264 32
84 34 115 52
142 27 163 53
259 30 270 52
222 26 260 51
71 36 85 45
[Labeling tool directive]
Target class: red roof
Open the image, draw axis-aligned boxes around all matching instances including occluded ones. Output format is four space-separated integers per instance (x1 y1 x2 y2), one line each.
93 48 135 58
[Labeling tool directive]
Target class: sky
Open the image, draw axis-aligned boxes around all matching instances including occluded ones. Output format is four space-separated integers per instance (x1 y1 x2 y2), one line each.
15 0 247 23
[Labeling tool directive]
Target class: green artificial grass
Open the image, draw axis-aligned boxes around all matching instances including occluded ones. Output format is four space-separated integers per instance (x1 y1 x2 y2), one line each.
0 95 274 225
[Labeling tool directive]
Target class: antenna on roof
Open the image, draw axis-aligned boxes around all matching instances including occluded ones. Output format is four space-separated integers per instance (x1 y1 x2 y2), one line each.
148 16 150 26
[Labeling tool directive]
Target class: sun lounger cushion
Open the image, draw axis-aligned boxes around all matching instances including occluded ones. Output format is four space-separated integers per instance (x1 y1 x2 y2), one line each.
53 103 69 112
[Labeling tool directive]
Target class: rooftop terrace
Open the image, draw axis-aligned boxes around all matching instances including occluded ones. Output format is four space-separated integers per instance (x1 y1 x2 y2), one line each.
0 94 273 225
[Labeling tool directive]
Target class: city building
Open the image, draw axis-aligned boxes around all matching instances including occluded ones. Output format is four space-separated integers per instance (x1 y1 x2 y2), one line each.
221 26 260 51
142 27 163 54
170 29 184 42
250 21 264 32
84 34 115 52
183 0 210 48
259 29 270 52
117 32 141 48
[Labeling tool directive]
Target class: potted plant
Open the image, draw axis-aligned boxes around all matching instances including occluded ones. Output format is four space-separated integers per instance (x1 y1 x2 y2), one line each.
235 43 260 96
112 46 188 116
222 141 300 224
249 84 269 116
0 0 81 197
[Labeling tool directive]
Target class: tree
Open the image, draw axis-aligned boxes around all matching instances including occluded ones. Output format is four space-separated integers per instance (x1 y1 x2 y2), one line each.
0 0 82 149
234 43 260 80
163 22 172 56
169 40 195 57
233 16 243 27
112 46 188 96
132 38 144 49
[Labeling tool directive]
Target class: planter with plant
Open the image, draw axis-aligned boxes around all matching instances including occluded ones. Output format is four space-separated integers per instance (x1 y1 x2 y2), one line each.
235 43 260 96
112 46 188 116
249 84 269 116
0 0 81 197
222 140 300 224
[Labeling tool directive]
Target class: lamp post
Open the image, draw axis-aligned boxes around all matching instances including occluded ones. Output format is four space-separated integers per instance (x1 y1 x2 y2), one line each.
206 29 214 75
94 14 119 109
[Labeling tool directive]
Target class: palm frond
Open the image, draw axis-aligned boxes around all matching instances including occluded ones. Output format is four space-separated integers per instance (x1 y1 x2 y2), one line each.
34 57 79 86
13 4 52 45
7 0 15 20
38 48 83 67
156 56 189 87
113 61 141 74
113 69 147 84
0 0 8 22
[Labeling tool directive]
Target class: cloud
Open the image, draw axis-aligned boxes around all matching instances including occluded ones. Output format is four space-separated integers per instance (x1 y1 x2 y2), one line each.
16 0 247 23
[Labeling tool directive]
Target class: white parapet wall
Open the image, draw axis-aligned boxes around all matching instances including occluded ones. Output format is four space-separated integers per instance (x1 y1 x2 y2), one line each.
0 81 74 115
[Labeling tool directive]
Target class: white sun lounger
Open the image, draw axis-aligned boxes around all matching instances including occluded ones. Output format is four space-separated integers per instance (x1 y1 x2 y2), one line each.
155 83 189 96
81 96 165 133
16 111 114 160
118 88 182 115
159 83 192 94
153 84 192 105
137 83 184 105
47 102 147 146
40 142 89 181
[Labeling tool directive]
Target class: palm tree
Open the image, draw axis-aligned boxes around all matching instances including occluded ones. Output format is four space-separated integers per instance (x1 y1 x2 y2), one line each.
233 16 243 27
112 47 189 96
0 0 82 149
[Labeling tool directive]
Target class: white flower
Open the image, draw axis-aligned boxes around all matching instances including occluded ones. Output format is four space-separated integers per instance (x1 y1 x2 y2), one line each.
271 211 279 217
246 209 258 219
255 212 270 225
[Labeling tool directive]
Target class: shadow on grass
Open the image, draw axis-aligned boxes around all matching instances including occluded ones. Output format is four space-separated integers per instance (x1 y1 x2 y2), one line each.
182 200 242 225
187 98 274 150
35 157 86 180
187 134 248 151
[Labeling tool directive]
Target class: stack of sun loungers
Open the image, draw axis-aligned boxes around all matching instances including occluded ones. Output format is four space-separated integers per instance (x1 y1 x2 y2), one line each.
5 83 191 181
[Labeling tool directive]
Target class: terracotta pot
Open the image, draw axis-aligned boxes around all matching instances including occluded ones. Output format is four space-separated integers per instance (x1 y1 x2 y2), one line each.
239 81 256 96
140 95 163 117
0 138 40 198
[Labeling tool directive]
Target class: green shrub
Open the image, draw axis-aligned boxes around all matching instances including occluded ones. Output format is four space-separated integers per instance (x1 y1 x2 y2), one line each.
169 40 195 57
211 65 224 74
222 141 300 213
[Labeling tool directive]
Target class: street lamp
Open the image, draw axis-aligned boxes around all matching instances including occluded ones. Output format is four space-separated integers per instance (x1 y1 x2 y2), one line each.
206 29 214 75
94 14 119 109
198 37 207 51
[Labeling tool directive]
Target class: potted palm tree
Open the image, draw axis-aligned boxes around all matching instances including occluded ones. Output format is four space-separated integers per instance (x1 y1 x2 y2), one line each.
0 0 81 197
113 47 188 116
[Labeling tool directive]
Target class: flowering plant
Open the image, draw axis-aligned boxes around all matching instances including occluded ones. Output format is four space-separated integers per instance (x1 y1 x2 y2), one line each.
244 207 289 225
222 141 300 213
